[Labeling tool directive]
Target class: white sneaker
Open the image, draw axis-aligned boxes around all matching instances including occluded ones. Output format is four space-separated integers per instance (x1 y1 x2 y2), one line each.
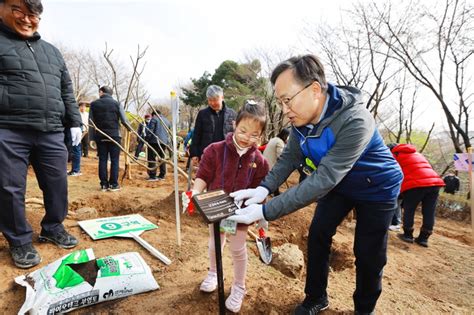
199 272 217 292
389 224 401 232
225 285 246 313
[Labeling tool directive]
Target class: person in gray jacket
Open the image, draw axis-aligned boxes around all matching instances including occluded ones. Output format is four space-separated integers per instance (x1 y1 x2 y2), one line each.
145 110 171 181
229 55 403 314
0 0 82 268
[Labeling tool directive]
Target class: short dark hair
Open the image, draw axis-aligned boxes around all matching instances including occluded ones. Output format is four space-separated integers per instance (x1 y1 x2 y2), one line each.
0 0 44 15
270 54 328 92
277 128 290 142
99 86 113 95
235 100 267 134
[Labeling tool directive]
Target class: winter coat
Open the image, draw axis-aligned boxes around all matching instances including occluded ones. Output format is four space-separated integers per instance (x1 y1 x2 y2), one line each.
89 94 129 140
146 115 171 145
189 102 236 158
391 144 445 193
261 84 403 221
196 133 269 194
0 23 81 131
263 137 285 169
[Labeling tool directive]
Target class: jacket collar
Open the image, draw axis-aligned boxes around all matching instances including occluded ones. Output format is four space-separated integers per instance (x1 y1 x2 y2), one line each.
225 132 257 156
0 22 41 41
209 101 227 114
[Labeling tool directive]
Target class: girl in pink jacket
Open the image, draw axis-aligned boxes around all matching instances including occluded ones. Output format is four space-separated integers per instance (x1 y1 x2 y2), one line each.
182 101 269 312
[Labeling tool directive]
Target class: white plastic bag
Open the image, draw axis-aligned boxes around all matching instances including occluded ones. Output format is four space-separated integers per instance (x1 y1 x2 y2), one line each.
15 249 159 314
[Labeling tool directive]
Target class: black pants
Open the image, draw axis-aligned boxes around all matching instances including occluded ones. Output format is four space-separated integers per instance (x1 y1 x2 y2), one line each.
402 186 440 232
306 191 396 312
96 138 121 187
147 142 166 178
0 129 68 246
81 132 89 157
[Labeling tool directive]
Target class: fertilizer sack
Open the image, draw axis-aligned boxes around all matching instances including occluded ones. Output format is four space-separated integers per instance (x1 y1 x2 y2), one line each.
15 248 159 314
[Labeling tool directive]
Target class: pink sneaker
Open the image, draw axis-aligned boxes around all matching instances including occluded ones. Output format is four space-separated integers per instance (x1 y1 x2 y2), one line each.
225 285 246 313
200 271 217 292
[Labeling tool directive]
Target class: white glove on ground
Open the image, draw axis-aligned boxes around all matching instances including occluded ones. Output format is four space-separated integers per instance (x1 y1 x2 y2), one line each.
227 204 264 225
181 189 198 213
70 127 82 146
229 186 269 206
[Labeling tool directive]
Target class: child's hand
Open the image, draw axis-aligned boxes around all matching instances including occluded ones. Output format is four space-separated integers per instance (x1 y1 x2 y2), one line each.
256 219 269 231
181 190 198 214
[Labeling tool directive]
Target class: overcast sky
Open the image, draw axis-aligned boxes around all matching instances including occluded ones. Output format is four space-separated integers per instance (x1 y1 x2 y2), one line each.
40 0 358 97
37 0 457 131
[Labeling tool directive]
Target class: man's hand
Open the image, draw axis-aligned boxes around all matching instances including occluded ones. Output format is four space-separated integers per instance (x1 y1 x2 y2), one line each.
227 204 264 225
70 127 82 146
191 156 200 167
230 186 269 206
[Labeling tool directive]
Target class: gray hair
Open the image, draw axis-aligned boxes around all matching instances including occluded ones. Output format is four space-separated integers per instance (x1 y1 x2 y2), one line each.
206 85 224 98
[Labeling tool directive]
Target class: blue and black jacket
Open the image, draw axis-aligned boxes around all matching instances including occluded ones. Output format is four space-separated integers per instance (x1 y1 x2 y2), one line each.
260 84 403 221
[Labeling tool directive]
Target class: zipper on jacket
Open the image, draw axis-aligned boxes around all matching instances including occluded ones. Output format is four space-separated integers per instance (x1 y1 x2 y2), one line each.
26 40 49 130
26 40 35 53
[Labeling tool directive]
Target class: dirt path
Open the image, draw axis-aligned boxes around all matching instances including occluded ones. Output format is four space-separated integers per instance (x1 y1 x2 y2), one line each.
0 157 472 314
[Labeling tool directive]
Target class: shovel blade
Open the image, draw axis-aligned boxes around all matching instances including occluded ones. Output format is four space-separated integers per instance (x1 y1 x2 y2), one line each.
256 237 272 264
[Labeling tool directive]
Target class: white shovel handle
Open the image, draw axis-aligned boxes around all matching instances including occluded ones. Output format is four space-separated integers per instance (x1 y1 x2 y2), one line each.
129 232 172 265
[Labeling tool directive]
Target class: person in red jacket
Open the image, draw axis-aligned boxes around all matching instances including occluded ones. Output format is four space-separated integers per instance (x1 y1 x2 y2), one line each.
388 143 445 247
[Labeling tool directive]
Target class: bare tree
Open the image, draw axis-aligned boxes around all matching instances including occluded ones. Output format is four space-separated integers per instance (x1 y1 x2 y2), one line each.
364 0 474 152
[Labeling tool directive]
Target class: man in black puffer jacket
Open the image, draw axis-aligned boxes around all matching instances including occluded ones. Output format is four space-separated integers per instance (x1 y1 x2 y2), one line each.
0 0 82 269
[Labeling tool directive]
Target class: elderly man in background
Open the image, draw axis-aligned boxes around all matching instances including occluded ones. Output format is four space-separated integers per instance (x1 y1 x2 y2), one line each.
189 85 236 166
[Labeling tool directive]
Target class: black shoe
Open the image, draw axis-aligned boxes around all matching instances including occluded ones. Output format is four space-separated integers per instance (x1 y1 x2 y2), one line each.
109 184 121 191
10 243 41 269
39 230 78 249
415 237 428 247
398 233 414 243
294 297 329 314
101 184 109 191
147 176 159 181
355 311 375 315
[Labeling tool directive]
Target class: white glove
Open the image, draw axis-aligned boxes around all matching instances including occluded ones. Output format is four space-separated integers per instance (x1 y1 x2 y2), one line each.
256 219 269 231
229 186 269 206
181 189 198 213
227 204 264 225
70 127 82 146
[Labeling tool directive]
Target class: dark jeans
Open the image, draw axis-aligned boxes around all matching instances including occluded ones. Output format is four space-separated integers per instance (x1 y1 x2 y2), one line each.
96 138 121 187
71 144 81 173
0 129 68 246
306 192 396 313
391 197 402 225
402 186 440 232
147 142 166 178
81 132 89 157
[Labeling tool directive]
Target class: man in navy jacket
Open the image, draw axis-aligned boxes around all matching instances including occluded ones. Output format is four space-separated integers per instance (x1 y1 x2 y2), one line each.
230 55 403 314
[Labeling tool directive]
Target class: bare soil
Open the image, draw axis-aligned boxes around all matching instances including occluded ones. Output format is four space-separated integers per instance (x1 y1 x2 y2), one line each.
1 156 473 314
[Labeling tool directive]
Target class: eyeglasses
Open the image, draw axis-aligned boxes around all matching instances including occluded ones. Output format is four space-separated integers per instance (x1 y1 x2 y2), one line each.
276 81 315 110
235 130 260 142
11 7 41 23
